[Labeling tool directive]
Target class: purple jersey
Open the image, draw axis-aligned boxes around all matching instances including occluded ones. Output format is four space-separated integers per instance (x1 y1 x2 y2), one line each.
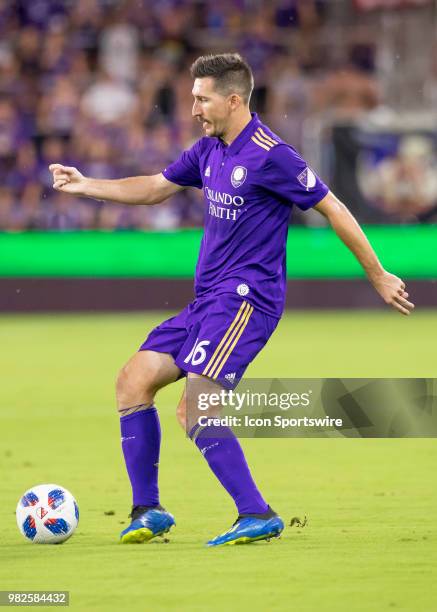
163 113 329 318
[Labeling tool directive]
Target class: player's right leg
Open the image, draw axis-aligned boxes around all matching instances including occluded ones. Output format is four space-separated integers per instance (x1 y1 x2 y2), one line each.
116 349 180 412
117 350 181 543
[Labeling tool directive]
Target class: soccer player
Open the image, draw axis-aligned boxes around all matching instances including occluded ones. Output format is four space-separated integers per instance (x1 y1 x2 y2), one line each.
49 53 414 547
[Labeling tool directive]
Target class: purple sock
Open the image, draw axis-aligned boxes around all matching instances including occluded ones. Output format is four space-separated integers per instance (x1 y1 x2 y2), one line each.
191 424 268 515
120 406 160 507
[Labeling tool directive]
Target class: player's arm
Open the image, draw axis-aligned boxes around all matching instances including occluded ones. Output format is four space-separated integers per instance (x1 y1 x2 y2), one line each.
49 164 183 205
314 191 415 315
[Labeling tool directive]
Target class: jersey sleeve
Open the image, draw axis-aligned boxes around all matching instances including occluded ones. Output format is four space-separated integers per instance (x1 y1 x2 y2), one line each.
162 138 204 189
263 144 329 210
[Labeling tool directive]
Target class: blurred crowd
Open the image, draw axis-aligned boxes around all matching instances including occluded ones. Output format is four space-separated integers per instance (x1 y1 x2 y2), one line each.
0 0 426 231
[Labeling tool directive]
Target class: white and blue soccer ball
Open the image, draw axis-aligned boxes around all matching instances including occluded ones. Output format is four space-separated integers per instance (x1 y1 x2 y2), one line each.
16 484 79 544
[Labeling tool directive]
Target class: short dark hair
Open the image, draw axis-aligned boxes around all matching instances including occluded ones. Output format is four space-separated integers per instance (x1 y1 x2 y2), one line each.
190 53 254 104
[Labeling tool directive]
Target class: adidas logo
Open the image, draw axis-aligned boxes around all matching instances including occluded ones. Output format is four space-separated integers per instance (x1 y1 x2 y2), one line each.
205 165 211 177
201 442 219 456
225 372 236 383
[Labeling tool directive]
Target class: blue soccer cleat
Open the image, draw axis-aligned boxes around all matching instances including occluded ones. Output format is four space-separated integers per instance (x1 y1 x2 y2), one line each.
120 505 175 544
207 507 284 547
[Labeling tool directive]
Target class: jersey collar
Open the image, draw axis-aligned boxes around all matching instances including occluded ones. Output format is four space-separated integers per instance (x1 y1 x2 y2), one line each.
220 112 260 156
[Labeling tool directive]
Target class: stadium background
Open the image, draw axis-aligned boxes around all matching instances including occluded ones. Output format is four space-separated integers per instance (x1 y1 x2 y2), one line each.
1 1 436 612
0 0 436 309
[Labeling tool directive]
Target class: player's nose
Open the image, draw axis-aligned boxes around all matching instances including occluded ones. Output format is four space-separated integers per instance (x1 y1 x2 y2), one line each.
192 101 201 117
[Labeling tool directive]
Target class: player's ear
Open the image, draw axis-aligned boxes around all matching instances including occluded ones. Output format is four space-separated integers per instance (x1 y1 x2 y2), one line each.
228 93 241 111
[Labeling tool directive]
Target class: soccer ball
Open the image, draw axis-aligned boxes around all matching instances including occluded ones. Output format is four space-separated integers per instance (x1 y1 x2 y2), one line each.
16 484 79 544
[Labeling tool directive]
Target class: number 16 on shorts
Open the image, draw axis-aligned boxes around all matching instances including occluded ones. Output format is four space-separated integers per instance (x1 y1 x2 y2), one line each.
184 337 210 366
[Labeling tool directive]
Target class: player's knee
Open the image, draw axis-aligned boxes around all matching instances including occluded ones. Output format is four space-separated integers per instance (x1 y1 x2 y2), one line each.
115 363 154 410
115 365 133 407
176 397 187 430
115 365 129 398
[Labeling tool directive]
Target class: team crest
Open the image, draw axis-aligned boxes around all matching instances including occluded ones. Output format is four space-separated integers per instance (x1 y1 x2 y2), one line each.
231 166 247 188
297 167 316 191
237 283 249 296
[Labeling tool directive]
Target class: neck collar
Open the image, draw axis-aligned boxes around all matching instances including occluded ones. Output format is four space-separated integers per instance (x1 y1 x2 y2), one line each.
220 112 260 156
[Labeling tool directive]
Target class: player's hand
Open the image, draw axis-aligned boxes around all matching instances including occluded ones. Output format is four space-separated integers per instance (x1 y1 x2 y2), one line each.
49 163 88 196
371 270 415 315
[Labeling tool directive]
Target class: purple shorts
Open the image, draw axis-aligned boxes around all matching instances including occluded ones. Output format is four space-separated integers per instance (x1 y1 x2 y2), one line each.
140 293 279 388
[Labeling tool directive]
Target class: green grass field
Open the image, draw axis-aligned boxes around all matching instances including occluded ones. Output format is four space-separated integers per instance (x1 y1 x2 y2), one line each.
1 311 436 611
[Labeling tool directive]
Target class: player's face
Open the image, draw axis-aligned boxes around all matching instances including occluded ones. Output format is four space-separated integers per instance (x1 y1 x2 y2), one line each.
192 77 233 138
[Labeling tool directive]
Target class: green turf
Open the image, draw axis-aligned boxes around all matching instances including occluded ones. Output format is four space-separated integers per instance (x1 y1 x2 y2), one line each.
1 311 436 611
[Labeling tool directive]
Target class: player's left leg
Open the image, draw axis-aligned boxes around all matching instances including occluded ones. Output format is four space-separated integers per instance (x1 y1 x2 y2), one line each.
174 294 284 546
177 378 284 546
